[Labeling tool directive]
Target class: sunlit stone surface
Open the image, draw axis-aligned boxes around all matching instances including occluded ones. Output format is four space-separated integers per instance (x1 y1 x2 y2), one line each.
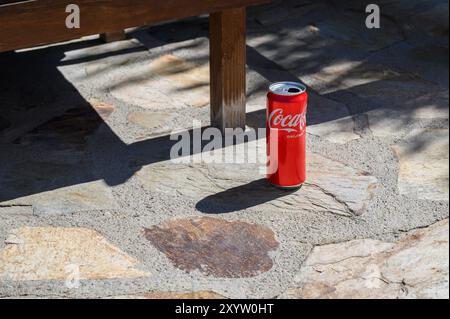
0 227 149 281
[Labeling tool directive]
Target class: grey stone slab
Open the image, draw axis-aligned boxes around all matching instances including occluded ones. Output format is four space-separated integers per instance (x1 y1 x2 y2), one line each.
392 128 449 201
136 147 377 216
281 219 449 299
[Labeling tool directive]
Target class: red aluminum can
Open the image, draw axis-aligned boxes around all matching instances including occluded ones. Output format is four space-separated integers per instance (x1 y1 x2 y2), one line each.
267 82 308 189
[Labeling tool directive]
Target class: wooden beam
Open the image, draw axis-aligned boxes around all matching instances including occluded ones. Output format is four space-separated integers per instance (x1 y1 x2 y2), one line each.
0 0 270 52
209 7 247 131
100 30 127 43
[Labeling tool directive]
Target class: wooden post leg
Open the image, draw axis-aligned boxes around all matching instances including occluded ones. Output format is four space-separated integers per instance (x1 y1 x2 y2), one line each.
100 30 127 43
210 8 246 132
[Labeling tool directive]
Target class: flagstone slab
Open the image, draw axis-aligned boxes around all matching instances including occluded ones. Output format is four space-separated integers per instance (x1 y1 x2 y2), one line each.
253 2 321 27
0 227 150 281
89 99 115 120
308 117 359 144
13 104 105 153
308 93 360 144
127 111 175 132
281 219 449 299
410 2 449 36
342 0 449 37
143 217 279 278
392 129 449 201
110 55 209 110
254 2 403 55
367 91 449 138
136 150 377 216
0 97 120 213
348 78 438 110
304 62 413 94
313 9 403 51
1 181 119 215
0 206 33 217
60 38 146 80
297 60 438 108
15 105 103 147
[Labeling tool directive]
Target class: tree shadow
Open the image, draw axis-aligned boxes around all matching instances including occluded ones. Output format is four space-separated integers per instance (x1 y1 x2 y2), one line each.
0 42 265 201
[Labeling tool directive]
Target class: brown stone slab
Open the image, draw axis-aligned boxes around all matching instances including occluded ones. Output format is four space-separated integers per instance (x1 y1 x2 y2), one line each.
143 217 279 278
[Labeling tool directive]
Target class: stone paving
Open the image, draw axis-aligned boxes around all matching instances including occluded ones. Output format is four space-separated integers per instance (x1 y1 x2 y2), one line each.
0 0 448 299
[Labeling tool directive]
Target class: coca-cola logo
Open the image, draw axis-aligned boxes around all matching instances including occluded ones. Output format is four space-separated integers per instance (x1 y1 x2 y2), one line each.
268 108 306 133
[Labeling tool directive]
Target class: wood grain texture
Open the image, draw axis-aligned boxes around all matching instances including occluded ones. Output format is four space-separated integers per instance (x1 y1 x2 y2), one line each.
0 0 25 4
0 0 270 52
210 7 247 131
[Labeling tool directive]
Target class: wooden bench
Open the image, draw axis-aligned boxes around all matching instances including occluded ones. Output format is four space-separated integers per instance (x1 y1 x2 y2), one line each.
0 0 270 131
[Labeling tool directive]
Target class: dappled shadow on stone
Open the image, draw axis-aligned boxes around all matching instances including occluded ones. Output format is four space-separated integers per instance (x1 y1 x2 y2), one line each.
13 106 104 150
0 0 447 209
0 46 119 205
196 179 297 214
131 5 448 132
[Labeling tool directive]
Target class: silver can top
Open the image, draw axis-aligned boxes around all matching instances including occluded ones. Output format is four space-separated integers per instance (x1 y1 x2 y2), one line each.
269 82 306 96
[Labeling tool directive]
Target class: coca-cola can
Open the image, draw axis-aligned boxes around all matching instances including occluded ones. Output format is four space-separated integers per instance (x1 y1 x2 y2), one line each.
267 82 308 189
